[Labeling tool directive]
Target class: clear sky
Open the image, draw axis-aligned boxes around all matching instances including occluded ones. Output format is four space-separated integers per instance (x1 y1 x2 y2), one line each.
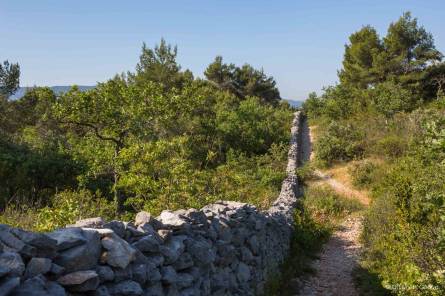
1 0 444 100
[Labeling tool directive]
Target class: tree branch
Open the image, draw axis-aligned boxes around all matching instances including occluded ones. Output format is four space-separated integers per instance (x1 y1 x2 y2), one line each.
59 119 124 147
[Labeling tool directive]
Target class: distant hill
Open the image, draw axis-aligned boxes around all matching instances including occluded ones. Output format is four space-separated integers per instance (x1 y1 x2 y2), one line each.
284 99 304 108
10 85 95 99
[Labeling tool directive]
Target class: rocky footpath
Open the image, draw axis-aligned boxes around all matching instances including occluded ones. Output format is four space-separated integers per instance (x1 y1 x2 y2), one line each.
0 112 303 296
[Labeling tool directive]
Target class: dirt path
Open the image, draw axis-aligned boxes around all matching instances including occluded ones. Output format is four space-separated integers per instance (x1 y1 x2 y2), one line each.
312 171 370 206
295 121 367 296
296 216 363 296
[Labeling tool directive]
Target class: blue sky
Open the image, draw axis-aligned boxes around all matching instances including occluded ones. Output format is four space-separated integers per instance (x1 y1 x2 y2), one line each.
1 0 444 100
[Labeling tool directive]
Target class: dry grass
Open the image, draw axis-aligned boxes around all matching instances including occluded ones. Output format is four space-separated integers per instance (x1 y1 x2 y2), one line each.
0 204 40 230
309 123 374 206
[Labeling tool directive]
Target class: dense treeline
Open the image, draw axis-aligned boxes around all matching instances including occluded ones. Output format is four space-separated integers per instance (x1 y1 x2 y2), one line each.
303 12 445 295
0 39 294 230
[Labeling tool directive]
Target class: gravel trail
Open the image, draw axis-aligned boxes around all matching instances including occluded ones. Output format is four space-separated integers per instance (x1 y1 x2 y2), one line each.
296 216 363 296
295 120 364 296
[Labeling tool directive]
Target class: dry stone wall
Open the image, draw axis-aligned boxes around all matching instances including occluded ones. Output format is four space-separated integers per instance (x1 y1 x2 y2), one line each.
0 111 304 296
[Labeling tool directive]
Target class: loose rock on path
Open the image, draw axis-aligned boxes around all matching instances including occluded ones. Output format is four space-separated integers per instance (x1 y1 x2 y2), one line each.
295 121 366 296
296 216 363 296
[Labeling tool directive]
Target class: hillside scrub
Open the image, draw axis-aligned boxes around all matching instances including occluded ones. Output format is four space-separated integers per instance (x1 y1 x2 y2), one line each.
0 40 294 230
303 12 445 295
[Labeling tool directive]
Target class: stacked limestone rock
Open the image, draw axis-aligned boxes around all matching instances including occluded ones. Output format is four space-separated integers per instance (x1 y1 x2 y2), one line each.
0 203 290 296
0 111 303 296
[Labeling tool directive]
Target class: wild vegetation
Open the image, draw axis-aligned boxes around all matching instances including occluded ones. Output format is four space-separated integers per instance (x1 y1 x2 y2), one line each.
3 9 445 296
303 12 445 295
265 183 364 296
0 39 294 231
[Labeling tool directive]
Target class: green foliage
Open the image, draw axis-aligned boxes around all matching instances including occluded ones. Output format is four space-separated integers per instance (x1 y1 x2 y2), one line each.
0 60 20 96
422 62 445 100
353 265 392 296
371 81 417 118
302 84 362 122
315 121 364 166
53 78 159 212
264 200 331 296
210 144 288 209
0 60 21 136
302 92 324 120
0 135 79 209
204 56 238 92
54 79 158 146
349 160 377 189
0 190 115 232
305 12 443 126
338 12 442 96
118 136 207 215
302 11 445 296
0 202 41 231
0 41 293 225
339 25 383 88
295 162 316 183
374 135 408 159
265 184 363 295
35 190 115 232
133 39 193 90
216 97 292 155
205 56 281 105
52 76 209 212
380 12 442 82
304 185 364 221
119 141 288 215
362 115 445 295
13 87 57 126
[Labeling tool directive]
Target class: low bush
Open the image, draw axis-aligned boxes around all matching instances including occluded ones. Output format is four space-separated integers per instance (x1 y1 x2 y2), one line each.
207 143 289 210
315 122 364 167
304 185 364 223
295 162 316 183
36 190 115 231
0 202 40 231
0 189 116 232
370 81 417 118
349 160 377 189
374 135 408 159
361 116 445 296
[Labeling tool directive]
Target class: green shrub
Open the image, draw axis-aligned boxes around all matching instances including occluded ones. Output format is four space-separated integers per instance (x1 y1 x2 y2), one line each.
295 162 316 182
371 81 417 118
216 97 293 155
349 160 377 189
0 189 116 232
315 122 364 167
121 141 289 216
374 135 408 159
362 117 445 295
35 190 115 231
304 185 364 222
209 143 288 210
302 92 324 119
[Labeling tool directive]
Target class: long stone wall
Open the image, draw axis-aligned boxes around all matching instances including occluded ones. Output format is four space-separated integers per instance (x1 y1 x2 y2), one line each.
0 111 304 296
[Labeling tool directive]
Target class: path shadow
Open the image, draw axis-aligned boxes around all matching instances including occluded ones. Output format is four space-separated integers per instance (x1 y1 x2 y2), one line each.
299 117 312 165
352 265 391 296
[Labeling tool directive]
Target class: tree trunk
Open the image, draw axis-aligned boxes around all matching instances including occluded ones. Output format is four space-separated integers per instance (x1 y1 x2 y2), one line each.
113 143 124 214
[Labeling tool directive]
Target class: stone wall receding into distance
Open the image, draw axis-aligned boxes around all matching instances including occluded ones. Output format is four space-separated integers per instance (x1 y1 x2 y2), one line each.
0 111 304 296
